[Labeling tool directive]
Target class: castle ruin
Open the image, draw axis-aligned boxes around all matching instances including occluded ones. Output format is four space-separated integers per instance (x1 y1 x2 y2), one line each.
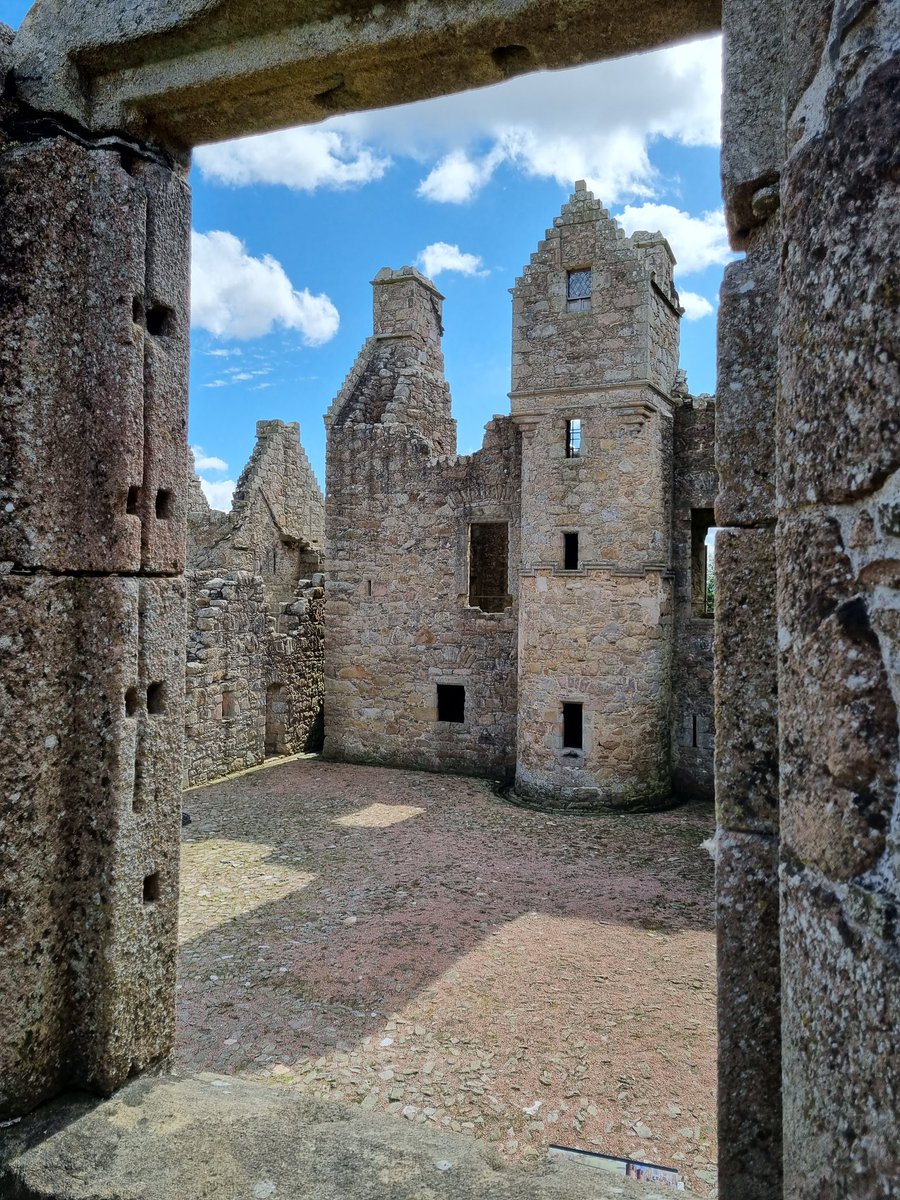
325 188 717 809
185 420 326 786
0 1 898 1197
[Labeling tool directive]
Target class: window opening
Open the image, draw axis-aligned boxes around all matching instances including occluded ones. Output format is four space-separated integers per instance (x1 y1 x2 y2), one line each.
566 268 592 312
155 489 173 520
692 713 699 748
146 304 174 337
437 684 465 724
691 510 718 617
562 702 584 750
142 872 160 905
468 522 511 612
146 682 165 714
126 486 141 515
222 689 236 720
564 531 579 571
565 418 582 458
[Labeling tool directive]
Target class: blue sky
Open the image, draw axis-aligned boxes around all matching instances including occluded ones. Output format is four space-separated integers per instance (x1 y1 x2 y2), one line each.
6 4 728 508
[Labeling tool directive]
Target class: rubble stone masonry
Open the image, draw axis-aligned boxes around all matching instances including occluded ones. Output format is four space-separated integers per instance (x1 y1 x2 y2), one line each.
184 421 325 787
325 194 717 810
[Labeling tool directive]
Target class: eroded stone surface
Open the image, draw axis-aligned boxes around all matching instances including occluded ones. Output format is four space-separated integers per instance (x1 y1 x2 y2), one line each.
715 219 779 526
0 575 184 1113
714 528 778 834
0 1072 704 1200
12 0 721 149
779 55 900 508
781 860 900 1200
715 832 781 1200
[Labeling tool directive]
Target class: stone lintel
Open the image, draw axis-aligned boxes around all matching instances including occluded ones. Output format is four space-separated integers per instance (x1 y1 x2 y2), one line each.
13 0 721 150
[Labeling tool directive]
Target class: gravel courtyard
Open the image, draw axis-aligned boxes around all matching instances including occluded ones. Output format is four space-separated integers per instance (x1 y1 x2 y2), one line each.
177 757 717 1194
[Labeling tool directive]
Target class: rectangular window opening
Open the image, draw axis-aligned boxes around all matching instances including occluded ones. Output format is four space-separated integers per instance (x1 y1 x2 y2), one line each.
437 684 465 724
563 531 579 571
146 681 166 714
565 418 582 458
691 510 718 617
155 489 174 520
566 268 592 313
692 713 699 748
142 871 160 906
468 522 511 612
562 702 584 750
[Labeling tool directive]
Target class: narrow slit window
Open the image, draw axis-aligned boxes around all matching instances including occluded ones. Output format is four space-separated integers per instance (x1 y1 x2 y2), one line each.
691 510 718 617
142 872 160 905
145 304 174 337
562 703 584 750
566 268 592 312
126 486 141 515
692 713 699 748
468 522 511 612
155 489 173 520
437 684 465 724
564 531 579 571
565 418 582 458
146 682 165 714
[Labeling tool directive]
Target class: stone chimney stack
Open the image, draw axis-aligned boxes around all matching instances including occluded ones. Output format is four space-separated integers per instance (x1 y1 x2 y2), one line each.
372 266 444 349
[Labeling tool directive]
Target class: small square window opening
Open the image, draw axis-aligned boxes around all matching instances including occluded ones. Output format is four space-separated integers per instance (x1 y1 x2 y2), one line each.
562 703 584 750
563 531 579 571
436 684 465 724
565 418 582 458
566 268 592 312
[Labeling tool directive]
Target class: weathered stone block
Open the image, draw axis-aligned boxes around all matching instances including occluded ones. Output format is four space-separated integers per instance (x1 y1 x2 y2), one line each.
721 0 785 243
136 162 190 575
0 138 145 572
714 528 778 833
781 858 900 1199
778 55 900 507
778 511 896 880
716 831 782 1200
715 219 779 526
0 573 184 1115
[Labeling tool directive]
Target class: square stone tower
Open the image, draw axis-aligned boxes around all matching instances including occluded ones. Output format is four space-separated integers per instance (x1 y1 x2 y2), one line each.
510 183 682 807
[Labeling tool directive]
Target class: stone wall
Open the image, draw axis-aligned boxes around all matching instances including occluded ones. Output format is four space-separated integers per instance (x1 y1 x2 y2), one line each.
0 69 190 1112
184 421 325 787
325 272 519 777
325 199 715 811
776 4 899 1195
510 187 685 808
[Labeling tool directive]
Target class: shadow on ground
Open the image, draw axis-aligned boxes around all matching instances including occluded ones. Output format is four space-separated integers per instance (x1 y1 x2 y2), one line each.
177 757 717 1194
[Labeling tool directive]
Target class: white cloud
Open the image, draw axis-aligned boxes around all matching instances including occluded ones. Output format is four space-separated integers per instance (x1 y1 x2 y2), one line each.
200 478 236 512
194 127 390 191
205 347 242 358
191 445 229 472
418 147 503 203
615 204 732 275
191 230 340 344
350 34 722 205
416 242 488 279
193 37 721 207
678 290 715 321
